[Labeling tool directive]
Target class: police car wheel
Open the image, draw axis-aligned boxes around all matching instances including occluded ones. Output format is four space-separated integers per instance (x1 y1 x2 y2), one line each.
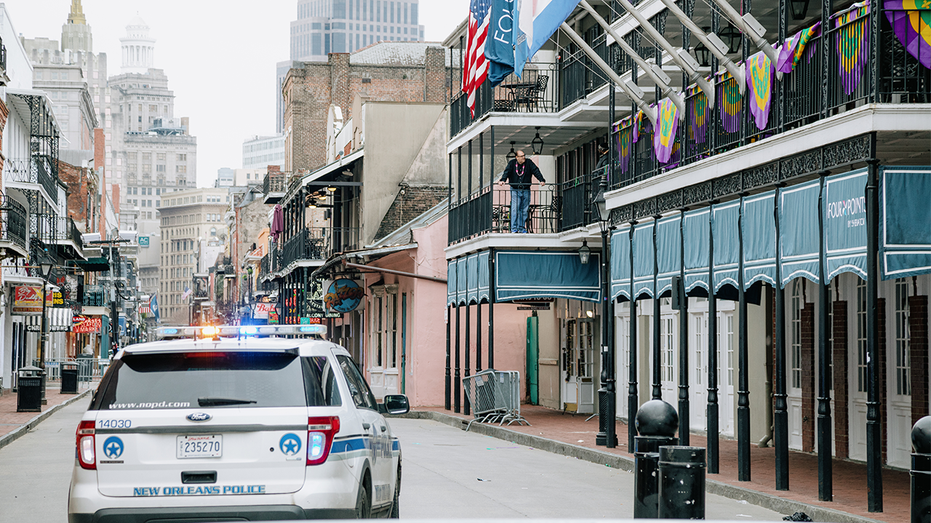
389 465 401 518
355 480 371 519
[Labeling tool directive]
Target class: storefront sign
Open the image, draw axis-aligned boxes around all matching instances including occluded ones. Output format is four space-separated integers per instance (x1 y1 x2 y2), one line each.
324 279 363 314
12 286 51 315
254 302 277 320
73 315 102 334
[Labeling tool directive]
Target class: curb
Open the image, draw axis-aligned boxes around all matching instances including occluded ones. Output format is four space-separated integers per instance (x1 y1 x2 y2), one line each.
0 388 93 451
402 410 886 523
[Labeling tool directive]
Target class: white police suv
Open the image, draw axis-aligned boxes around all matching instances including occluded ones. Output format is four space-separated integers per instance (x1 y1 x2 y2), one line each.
68 325 409 522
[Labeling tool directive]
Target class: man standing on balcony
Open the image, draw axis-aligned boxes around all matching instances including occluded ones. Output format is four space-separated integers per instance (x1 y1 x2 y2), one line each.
498 150 545 233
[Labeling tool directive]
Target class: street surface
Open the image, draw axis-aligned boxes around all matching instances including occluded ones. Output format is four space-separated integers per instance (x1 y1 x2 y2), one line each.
0 400 785 521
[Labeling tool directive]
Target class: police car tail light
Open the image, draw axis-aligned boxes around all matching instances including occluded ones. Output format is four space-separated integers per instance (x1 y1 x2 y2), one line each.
76 420 96 470
306 416 340 466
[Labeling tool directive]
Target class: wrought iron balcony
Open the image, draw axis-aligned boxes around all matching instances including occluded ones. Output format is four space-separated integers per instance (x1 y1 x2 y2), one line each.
0 195 28 257
451 65 559 137
0 36 7 81
280 228 326 268
83 284 106 307
263 170 288 204
2 157 59 205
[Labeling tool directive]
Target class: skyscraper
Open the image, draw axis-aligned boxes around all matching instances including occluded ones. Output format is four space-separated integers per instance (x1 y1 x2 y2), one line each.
276 0 424 133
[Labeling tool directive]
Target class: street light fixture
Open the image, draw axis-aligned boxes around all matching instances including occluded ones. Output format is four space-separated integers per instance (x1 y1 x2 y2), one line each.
37 261 53 405
531 127 544 155
790 0 811 20
506 141 517 161
593 182 617 448
578 240 591 265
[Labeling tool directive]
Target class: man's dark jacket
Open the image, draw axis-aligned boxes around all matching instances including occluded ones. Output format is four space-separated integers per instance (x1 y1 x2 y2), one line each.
499 158 545 189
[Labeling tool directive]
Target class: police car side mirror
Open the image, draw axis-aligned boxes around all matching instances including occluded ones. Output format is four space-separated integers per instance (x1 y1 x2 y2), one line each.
381 394 410 416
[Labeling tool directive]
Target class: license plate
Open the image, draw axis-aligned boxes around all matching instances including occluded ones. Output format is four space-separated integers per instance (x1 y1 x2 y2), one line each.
177 435 222 459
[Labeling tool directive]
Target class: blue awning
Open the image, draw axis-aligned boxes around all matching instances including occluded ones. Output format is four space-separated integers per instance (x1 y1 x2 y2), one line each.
447 259 457 306
779 179 821 287
742 191 777 289
495 251 601 302
633 222 655 299
611 226 632 301
824 168 868 282
656 215 682 297
683 209 710 294
712 201 740 292
457 258 468 304
477 251 490 302
881 167 931 280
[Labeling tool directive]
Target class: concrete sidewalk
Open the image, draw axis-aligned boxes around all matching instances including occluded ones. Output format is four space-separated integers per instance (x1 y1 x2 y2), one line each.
0 382 94 450
408 405 910 523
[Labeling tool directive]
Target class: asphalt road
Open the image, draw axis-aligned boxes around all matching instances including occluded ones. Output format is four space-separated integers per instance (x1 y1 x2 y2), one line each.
0 400 784 521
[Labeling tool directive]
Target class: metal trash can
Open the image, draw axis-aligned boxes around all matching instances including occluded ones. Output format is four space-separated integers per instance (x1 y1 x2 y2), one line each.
912 416 931 523
658 446 706 520
61 362 79 394
16 366 44 412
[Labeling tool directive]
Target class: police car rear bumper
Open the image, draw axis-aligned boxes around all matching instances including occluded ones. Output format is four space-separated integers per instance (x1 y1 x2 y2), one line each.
68 505 355 522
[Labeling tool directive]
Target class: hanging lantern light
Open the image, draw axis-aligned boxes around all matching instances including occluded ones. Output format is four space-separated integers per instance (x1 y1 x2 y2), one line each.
790 0 811 20
531 127 544 155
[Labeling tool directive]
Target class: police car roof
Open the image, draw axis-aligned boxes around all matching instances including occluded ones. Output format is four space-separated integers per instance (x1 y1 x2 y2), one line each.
119 337 345 359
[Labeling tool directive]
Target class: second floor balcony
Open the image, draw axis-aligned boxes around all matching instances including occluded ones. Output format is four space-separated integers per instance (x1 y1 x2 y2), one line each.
263 226 363 280
0 195 28 259
3 157 59 206
35 214 84 260
263 170 288 205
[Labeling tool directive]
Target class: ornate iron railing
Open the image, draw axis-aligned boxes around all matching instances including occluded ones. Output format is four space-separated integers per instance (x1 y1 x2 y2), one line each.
450 64 559 137
0 195 27 250
263 170 287 195
2 157 59 205
83 284 106 307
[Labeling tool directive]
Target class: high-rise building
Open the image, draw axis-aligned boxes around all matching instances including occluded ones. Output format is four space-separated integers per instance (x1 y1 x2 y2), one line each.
242 135 286 170
275 0 424 133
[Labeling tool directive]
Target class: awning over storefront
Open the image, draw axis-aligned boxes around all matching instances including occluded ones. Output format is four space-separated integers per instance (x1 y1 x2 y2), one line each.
824 168 868 282
447 251 490 306
611 226 631 301
713 201 740 292
656 215 681 297
633 222 655 299
70 257 110 272
780 179 821 286
742 191 777 289
683 209 710 294
881 167 931 280
495 251 601 302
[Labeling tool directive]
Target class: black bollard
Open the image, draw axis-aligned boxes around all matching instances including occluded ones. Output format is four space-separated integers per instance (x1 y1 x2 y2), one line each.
913 416 931 523
659 446 706 519
633 399 678 519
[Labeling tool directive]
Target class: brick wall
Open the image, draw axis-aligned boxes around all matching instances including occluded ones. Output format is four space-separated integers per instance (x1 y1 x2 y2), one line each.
833 300 849 458
57 160 94 230
801 302 816 452
910 295 929 425
283 46 452 171
373 185 447 241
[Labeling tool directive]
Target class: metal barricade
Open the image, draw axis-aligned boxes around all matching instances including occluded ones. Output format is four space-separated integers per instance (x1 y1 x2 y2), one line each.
461 369 529 430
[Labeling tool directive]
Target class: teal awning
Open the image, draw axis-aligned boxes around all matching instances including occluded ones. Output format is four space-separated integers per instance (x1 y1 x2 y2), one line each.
742 191 777 289
712 201 740 292
779 179 821 286
824 168 868 282
70 257 110 272
447 259 457 305
495 251 601 302
447 252 491 306
881 167 931 280
656 215 681 297
611 226 632 301
633 222 655 299
683 209 710 294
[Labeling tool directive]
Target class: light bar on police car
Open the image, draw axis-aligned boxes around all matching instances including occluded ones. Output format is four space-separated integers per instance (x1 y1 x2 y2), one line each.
155 324 327 340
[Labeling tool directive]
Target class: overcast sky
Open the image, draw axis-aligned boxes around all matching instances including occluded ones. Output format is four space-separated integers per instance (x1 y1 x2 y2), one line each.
5 0 469 187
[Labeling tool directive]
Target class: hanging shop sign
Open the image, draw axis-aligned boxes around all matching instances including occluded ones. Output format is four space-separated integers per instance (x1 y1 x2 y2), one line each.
73 315 103 334
254 302 277 320
324 279 363 314
12 286 52 315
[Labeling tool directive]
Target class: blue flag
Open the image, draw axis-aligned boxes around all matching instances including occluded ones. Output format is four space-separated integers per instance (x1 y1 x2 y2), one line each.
514 0 581 78
150 293 160 323
486 0 516 86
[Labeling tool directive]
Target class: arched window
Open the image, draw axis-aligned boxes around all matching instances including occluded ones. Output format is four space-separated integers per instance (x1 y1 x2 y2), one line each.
210 227 217 237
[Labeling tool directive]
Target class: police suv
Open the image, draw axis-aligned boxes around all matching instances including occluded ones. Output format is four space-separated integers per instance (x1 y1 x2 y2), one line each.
68 325 409 522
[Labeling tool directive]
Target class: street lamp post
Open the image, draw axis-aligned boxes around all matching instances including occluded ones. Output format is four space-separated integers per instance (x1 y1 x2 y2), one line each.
37 261 53 405
593 189 616 448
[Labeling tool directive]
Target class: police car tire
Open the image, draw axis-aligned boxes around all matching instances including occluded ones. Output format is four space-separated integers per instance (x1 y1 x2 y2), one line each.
389 465 401 519
355 479 371 519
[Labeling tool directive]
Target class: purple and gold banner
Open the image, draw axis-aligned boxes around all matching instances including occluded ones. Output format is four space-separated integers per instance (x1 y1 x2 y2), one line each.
717 72 743 134
834 1 871 95
653 98 680 164
614 119 633 175
747 52 774 130
688 85 709 144
776 22 822 74
884 1 931 70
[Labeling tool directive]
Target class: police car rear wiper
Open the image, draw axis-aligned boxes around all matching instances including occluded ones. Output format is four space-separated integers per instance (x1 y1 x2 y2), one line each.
197 397 258 406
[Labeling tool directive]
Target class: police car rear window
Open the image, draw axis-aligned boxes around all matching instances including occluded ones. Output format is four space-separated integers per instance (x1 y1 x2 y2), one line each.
91 352 310 410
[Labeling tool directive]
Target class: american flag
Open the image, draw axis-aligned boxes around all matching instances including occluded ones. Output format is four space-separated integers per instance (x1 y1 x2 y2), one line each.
463 0 492 117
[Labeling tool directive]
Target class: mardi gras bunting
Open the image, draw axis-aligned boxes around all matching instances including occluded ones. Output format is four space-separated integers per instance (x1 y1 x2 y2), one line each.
718 72 743 134
632 110 643 144
747 52 774 130
653 98 680 164
688 86 709 144
884 1 931 70
776 22 822 74
835 2 872 95
615 122 633 175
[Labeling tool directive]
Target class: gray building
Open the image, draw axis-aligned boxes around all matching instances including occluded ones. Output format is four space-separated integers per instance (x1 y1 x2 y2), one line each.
242 134 286 170
275 0 425 133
